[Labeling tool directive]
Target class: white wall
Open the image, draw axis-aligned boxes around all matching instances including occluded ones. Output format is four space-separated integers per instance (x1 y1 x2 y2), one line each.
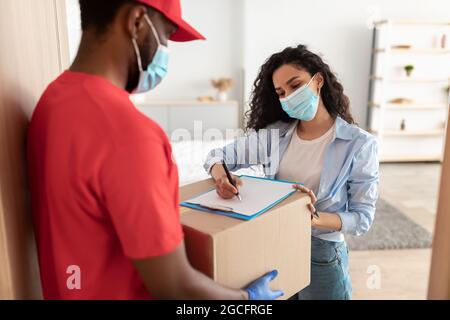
64 0 244 103
243 0 450 127
65 0 450 127
147 0 244 102
65 0 81 62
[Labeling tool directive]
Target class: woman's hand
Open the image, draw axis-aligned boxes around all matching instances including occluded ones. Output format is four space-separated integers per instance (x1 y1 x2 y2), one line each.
293 184 317 205
215 175 243 199
293 184 319 225
211 163 243 199
293 184 343 231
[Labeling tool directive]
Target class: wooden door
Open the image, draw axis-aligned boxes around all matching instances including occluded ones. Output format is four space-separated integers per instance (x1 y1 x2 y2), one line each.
0 0 69 299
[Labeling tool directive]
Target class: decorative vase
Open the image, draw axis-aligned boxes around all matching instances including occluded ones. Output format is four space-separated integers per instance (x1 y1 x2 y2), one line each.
217 91 229 102
211 78 234 102
441 34 447 49
400 119 406 131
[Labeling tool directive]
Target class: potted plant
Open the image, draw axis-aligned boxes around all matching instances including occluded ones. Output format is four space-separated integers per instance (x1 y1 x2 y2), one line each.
211 78 234 102
404 64 414 77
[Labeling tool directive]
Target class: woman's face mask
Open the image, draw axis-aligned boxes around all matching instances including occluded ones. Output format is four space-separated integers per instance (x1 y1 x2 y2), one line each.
131 15 169 94
279 74 320 121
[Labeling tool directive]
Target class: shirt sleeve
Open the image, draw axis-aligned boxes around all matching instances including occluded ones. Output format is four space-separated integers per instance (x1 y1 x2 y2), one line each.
337 137 380 236
100 139 183 260
203 128 274 174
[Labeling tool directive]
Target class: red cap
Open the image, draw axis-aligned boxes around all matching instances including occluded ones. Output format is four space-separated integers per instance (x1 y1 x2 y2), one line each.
136 0 205 42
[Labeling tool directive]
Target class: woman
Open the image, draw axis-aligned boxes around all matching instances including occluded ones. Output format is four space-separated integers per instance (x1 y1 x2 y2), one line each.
204 45 379 300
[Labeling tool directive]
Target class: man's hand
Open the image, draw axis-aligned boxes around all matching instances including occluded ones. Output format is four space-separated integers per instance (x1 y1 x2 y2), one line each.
133 243 283 300
245 270 284 300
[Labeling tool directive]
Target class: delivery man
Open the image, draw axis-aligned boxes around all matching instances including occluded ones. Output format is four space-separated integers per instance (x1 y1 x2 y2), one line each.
27 0 283 300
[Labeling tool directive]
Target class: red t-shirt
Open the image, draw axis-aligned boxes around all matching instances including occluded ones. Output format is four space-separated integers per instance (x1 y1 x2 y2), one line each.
27 71 183 300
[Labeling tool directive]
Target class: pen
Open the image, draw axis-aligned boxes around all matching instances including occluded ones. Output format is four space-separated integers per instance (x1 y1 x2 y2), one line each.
312 207 320 220
222 161 242 201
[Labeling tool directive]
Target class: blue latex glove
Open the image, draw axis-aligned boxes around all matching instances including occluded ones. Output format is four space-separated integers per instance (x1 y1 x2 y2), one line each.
245 270 284 300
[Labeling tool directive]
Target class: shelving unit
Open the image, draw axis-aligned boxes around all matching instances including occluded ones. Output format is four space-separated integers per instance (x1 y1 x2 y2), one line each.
367 19 450 162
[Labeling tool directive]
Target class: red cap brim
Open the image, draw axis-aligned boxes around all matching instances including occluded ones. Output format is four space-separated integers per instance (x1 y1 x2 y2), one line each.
136 0 206 42
169 17 206 42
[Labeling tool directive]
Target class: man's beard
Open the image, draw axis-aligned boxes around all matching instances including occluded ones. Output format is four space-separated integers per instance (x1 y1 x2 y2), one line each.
125 69 139 93
126 35 153 93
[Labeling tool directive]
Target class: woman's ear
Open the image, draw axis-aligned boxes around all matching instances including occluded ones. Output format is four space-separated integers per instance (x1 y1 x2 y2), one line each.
316 73 325 90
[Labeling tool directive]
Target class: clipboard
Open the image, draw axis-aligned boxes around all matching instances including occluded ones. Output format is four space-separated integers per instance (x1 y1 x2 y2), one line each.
180 175 300 221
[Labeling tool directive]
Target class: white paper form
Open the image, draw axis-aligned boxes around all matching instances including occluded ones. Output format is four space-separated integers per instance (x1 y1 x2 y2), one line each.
185 176 297 217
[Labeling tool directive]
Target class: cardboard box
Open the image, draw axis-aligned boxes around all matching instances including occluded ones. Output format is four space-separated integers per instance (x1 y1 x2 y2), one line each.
179 178 311 299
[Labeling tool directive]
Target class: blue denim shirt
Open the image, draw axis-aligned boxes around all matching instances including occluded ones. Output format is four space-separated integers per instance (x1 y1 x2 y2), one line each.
204 117 379 242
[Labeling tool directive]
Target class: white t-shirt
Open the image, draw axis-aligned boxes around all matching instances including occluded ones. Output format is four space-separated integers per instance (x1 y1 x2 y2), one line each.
277 123 336 195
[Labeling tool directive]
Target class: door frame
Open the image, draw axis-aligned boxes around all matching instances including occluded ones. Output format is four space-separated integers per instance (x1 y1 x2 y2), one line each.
428 96 450 299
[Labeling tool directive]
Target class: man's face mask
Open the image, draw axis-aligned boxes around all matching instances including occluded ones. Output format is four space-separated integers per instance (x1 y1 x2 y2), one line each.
131 15 169 94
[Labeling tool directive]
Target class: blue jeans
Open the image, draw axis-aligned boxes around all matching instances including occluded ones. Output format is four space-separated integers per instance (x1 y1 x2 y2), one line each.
291 236 352 300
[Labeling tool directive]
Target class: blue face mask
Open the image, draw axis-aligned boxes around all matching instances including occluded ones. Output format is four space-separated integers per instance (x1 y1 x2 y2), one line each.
279 74 320 121
132 15 169 94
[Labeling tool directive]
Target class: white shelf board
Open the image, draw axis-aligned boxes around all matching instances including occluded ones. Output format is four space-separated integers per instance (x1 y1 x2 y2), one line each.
374 19 450 26
370 129 445 137
370 76 450 83
379 155 443 163
369 102 448 110
374 48 450 54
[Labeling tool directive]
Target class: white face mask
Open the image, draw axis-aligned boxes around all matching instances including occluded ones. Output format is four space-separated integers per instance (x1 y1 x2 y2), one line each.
131 15 170 94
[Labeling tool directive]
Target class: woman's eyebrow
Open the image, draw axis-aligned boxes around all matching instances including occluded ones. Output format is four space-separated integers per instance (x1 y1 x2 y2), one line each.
275 76 300 91
286 76 300 85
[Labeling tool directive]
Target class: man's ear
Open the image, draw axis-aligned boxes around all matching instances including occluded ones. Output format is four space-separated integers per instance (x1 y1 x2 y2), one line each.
126 5 148 40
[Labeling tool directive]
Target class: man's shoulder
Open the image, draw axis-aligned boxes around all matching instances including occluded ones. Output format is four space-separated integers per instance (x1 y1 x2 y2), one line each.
32 72 169 147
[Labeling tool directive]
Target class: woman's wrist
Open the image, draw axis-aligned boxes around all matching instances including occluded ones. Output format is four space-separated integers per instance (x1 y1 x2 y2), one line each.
311 212 321 228
312 212 342 232
210 163 226 181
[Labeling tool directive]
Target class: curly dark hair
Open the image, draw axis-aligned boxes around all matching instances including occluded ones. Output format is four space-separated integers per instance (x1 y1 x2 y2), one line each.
246 44 355 131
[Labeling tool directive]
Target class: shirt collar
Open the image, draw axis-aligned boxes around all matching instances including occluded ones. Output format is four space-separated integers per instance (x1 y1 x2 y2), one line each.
334 116 354 141
281 121 297 137
280 116 354 140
